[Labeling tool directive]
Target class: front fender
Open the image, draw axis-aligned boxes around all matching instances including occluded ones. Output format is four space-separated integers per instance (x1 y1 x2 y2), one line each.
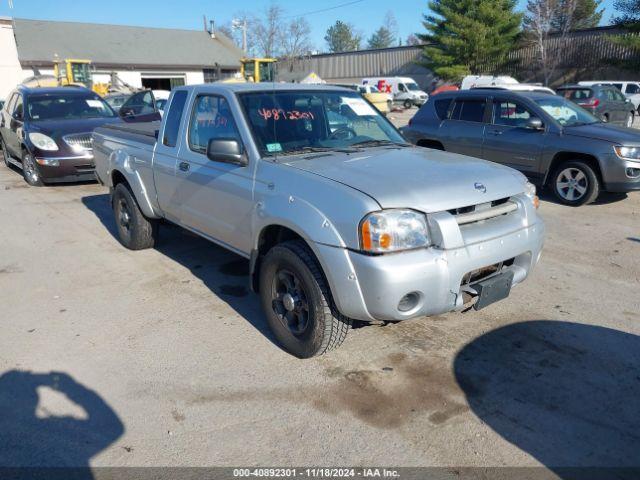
109 150 160 219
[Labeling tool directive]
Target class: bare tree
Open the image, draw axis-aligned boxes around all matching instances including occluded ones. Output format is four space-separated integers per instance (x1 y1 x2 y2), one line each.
281 17 313 58
253 4 285 58
383 11 398 44
524 0 577 85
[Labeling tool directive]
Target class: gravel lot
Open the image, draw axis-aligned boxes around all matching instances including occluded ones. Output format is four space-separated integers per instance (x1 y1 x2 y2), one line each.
1 121 639 473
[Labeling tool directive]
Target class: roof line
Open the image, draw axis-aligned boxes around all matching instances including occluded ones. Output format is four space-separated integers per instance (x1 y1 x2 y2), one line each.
12 16 213 35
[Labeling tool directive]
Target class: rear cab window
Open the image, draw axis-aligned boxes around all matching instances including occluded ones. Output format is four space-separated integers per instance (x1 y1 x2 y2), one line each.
162 90 188 147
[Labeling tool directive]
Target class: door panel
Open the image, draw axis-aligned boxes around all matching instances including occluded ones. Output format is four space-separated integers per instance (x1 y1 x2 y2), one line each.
483 100 543 173
172 94 254 254
439 98 488 158
7 95 24 156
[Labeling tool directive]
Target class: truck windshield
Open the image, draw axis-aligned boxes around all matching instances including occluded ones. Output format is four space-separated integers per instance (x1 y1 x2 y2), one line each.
535 96 599 126
28 94 116 121
406 83 421 91
238 90 406 157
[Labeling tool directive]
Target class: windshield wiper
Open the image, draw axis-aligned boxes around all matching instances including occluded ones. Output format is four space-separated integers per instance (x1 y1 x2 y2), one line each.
276 146 360 157
350 139 410 148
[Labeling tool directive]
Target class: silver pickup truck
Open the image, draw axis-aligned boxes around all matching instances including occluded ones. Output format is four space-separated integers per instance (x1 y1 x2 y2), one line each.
93 83 544 358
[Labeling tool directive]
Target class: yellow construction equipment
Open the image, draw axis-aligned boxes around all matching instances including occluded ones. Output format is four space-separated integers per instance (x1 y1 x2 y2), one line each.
240 58 277 83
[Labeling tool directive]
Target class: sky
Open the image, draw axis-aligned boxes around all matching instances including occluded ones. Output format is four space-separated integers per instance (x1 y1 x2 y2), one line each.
0 0 619 52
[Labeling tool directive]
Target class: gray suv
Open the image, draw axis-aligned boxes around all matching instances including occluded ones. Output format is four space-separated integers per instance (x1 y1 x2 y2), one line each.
402 90 640 206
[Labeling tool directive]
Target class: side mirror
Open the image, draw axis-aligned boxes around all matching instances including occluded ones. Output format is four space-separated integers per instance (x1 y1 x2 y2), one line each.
119 107 135 118
526 117 544 130
206 138 246 165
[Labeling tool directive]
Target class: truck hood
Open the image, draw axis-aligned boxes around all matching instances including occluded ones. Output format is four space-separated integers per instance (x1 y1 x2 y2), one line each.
563 123 640 144
283 147 526 213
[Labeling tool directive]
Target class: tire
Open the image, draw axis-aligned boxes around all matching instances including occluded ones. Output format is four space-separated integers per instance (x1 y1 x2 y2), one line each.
0 136 9 168
601 113 609 123
403 99 413 109
259 240 351 358
551 160 600 206
112 182 158 250
625 112 634 128
21 151 44 186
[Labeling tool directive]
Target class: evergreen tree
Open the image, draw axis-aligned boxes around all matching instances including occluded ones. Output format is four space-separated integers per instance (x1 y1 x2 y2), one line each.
325 21 362 52
612 0 640 70
367 27 395 49
552 0 603 30
417 0 522 81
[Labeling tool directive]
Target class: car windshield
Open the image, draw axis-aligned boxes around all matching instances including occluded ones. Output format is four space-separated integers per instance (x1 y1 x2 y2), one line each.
238 90 406 157
28 93 116 121
407 83 421 91
535 96 599 126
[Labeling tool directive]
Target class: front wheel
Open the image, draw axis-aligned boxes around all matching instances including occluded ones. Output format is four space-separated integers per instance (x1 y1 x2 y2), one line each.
22 151 44 186
112 182 158 250
259 240 351 358
625 112 634 128
403 99 413 109
551 161 600 206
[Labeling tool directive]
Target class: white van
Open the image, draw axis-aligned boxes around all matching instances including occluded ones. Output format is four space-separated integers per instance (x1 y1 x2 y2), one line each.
461 75 519 90
362 77 428 108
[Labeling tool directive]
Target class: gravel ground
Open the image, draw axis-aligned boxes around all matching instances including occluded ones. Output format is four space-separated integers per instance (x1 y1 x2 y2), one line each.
0 136 639 474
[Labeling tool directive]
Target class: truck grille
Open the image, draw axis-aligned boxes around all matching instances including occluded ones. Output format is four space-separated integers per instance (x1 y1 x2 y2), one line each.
63 133 93 152
448 197 518 225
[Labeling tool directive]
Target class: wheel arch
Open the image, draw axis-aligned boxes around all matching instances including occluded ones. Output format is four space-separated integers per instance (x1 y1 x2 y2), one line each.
416 139 445 150
109 167 160 219
544 152 603 187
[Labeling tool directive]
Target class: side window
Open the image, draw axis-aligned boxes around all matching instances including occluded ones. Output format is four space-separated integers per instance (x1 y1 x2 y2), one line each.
493 101 532 127
434 98 453 120
398 83 407 92
452 99 487 123
626 84 640 94
13 95 24 119
188 95 241 154
5 93 17 114
162 91 188 147
605 89 616 101
614 90 627 102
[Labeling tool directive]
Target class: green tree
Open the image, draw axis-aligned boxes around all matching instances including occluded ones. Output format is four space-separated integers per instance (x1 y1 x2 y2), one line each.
552 0 603 30
612 0 640 69
325 21 361 52
417 0 523 81
367 26 395 49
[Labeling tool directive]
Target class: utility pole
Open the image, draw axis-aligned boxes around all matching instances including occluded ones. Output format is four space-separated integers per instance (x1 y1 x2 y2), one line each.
232 18 248 54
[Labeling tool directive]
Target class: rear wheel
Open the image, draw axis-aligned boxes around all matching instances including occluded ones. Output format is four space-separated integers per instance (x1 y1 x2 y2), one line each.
259 240 351 358
551 161 600 206
112 182 158 250
625 112 634 128
0 136 9 168
22 151 44 186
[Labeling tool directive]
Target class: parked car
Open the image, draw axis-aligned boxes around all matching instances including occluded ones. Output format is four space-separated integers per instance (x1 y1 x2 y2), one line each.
92 83 544 358
331 83 392 114
104 93 130 112
401 89 640 206
462 75 555 95
362 77 428 108
557 84 635 127
0 86 120 186
579 81 640 113
118 89 168 118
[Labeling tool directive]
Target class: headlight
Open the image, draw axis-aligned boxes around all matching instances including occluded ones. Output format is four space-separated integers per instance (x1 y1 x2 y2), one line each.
360 209 429 253
29 133 58 151
524 181 540 209
614 146 640 161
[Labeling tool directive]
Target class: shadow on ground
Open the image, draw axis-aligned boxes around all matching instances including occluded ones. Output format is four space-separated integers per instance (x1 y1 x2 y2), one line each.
81 194 278 347
538 189 628 206
454 320 640 476
0 370 123 478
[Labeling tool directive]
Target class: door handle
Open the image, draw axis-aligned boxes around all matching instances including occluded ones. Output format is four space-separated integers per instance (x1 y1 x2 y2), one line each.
489 129 504 136
179 162 190 172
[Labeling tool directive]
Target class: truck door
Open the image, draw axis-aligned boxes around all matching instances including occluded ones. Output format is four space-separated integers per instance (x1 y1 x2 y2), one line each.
438 97 489 157
173 93 254 254
482 98 543 174
153 89 189 218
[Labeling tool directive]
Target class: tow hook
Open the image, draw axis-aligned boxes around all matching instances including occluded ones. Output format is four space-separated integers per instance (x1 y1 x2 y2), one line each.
460 286 479 313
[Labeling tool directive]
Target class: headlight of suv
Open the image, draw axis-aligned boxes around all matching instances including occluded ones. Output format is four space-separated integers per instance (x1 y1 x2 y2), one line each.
524 181 540 209
360 209 429 253
28 132 58 151
614 146 640 161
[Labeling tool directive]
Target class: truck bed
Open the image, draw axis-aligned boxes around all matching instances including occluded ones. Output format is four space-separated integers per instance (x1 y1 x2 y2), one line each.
97 120 161 146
